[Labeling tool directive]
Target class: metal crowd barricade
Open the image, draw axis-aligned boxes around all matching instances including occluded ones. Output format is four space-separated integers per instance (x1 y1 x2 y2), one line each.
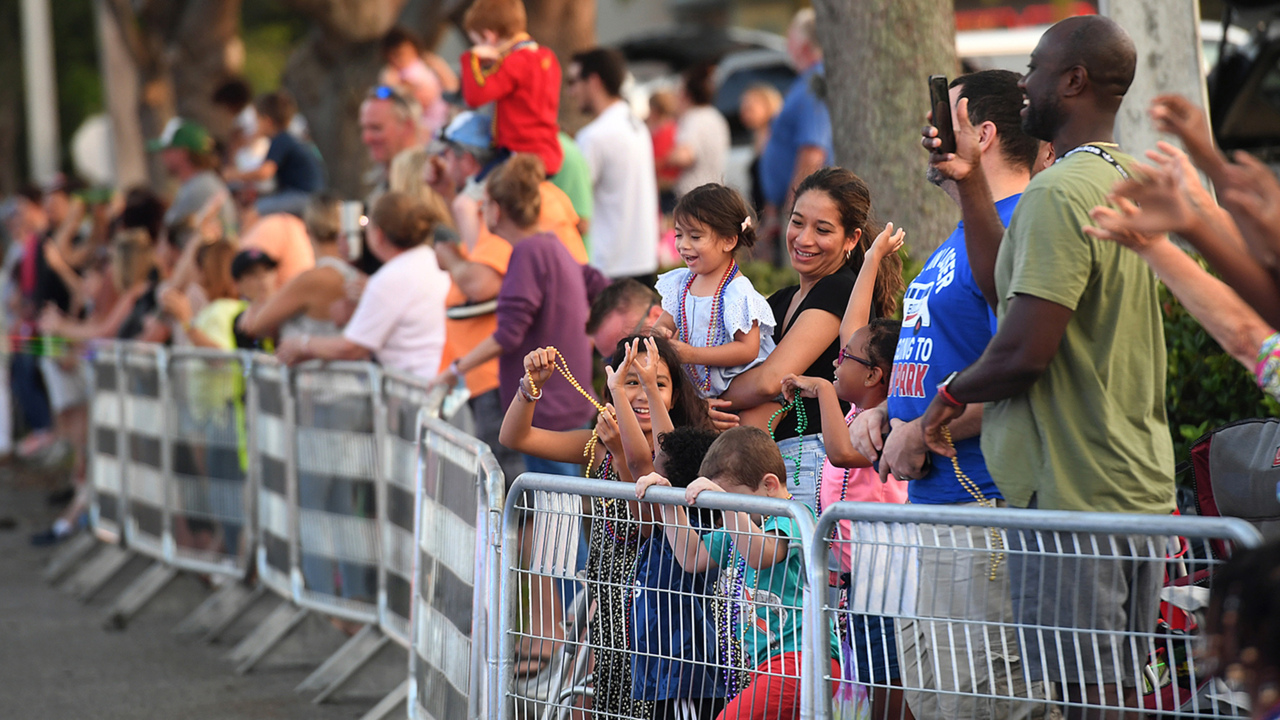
163 347 253 577
377 370 445 646
290 361 382 624
496 473 822 720
88 343 125 544
120 342 170 560
408 413 504 720
808 502 1265 720
252 356 296 600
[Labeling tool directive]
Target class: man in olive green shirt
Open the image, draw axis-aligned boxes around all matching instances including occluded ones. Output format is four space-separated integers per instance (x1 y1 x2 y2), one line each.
919 15 1172 716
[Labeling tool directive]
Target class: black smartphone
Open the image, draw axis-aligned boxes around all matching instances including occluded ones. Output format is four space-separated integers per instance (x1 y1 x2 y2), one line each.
929 74 956 155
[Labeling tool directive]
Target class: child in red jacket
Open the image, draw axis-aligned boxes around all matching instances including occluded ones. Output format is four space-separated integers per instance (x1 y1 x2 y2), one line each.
460 0 563 176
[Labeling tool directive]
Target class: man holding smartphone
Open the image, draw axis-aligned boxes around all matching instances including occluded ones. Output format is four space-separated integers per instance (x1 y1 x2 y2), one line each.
853 69 1047 719
919 15 1173 718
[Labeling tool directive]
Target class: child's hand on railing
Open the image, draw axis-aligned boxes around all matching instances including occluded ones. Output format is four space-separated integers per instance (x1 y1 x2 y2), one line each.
685 477 724 505
635 472 671 499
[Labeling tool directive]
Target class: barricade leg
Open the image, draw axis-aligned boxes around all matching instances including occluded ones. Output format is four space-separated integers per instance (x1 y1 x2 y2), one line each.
43 532 99 584
103 560 179 629
172 580 259 638
62 544 133 601
227 601 312 674
357 678 409 720
201 584 270 643
296 624 390 701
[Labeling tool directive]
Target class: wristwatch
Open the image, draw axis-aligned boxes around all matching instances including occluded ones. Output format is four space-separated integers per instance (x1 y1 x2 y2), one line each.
936 371 965 408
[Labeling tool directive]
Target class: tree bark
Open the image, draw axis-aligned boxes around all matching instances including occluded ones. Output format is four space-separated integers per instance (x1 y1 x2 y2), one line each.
98 0 243 187
0 0 24 193
811 0 958 258
1102 0 1208 159
279 0 450 200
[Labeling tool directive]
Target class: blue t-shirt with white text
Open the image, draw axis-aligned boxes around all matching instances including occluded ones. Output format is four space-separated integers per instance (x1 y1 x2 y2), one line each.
886 194 1019 504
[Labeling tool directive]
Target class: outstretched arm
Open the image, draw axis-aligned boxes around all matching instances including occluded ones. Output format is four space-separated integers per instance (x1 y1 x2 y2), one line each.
780 375 871 468
923 98 1005 308
840 222 905 347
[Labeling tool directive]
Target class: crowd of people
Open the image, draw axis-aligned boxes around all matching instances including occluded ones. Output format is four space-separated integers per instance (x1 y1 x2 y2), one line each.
3 1 1280 718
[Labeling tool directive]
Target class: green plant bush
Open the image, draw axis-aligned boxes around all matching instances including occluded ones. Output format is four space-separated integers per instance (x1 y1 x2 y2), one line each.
1161 284 1278 470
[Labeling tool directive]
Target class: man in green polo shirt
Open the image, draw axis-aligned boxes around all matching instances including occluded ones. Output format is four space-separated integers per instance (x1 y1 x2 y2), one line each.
918 14 1173 718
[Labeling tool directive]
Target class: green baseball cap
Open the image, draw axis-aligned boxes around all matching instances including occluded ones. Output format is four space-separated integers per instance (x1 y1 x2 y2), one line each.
147 118 213 154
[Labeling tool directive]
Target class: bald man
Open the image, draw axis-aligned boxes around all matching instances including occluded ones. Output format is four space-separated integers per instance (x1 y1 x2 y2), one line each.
920 15 1171 718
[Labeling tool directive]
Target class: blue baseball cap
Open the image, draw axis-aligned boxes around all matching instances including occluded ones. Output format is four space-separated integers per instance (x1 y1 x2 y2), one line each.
442 112 493 155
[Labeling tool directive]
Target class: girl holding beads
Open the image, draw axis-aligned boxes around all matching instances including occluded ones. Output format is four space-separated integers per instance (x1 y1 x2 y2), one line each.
607 337 730 719
499 336 711 719
780 223 912 720
655 183 776 399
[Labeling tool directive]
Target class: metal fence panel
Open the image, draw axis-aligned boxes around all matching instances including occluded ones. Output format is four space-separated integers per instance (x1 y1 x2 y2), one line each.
164 348 253 578
252 357 295 600
291 361 381 624
378 371 445 647
120 343 169 561
89 343 125 544
408 415 503 720
496 473 821 720
809 502 1264 720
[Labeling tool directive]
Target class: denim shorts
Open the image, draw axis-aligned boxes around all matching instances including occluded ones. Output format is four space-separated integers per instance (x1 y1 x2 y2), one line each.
776 433 826 517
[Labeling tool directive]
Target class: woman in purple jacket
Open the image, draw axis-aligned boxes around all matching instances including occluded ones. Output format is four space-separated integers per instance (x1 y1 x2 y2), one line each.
438 153 606 476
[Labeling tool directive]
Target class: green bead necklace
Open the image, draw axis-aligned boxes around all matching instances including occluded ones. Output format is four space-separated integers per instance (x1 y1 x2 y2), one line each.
767 395 809 485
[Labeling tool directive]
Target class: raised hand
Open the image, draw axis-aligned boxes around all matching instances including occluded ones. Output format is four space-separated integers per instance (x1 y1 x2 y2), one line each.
523 347 557 388
1219 150 1280 268
606 339 639 396
922 97 983 183
869 222 906 261
595 403 624 459
1149 94 1223 176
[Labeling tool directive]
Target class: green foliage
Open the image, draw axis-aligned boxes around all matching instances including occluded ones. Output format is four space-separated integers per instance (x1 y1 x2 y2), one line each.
1161 283 1279 471
52 0 103 173
242 23 304 94
738 260 799 297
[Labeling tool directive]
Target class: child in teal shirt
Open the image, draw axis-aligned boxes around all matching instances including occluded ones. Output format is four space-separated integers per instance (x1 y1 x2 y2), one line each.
637 426 840 720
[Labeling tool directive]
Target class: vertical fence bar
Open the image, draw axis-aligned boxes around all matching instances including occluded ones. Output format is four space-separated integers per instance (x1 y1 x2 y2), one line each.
89 342 125 544
120 342 167 561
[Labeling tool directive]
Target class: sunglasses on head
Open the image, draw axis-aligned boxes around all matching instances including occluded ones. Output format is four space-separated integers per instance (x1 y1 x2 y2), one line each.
369 85 411 108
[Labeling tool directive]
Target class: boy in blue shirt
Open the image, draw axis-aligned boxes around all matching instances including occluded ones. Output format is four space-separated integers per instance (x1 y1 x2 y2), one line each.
638 426 839 720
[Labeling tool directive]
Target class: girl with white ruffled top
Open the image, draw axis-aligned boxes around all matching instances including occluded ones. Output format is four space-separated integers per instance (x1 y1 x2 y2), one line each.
654 183 776 399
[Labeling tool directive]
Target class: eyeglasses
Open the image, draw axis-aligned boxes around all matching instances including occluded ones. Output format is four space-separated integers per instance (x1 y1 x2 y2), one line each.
837 347 875 369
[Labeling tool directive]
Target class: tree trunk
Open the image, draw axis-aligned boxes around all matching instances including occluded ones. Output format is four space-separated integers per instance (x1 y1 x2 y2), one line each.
279 0 442 200
98 0 243 187
1102 0 1208 159
0 0 24 193
812 0 958 258
282 29 385 199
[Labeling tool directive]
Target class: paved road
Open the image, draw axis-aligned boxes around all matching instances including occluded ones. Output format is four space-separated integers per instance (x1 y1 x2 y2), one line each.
0 464 392 720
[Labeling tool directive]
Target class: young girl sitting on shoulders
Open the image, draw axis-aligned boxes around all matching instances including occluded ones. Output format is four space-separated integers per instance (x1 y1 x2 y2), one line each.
655 183 775 398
